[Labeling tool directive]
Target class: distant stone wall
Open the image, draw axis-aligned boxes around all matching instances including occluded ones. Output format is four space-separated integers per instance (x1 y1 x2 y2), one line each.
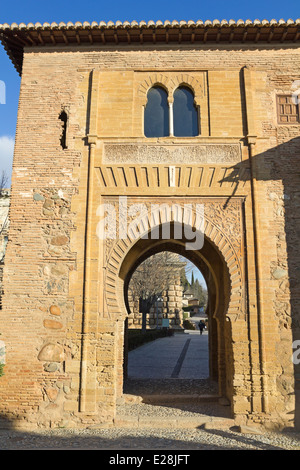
128 276 183 329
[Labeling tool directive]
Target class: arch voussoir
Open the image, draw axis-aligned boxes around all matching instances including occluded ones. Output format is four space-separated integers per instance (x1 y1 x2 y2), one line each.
103 201 244 321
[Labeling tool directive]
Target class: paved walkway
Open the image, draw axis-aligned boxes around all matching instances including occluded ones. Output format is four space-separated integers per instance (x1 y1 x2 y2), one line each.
122 322 223 429
128 329 209 380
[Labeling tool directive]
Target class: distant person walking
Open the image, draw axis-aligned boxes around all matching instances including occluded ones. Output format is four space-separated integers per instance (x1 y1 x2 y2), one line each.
199 321 205 335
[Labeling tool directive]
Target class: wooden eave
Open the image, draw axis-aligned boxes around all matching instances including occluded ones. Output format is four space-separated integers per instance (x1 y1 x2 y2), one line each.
0 19 300 75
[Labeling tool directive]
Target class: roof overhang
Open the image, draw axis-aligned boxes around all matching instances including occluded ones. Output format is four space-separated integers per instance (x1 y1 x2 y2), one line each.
1 18 300 75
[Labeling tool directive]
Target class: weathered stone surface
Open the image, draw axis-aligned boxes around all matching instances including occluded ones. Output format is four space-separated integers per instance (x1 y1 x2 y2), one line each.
50 235 69 246
38 343 64 362
43 198 54 209
43 363 59 373
43 319 63 330
49 305 61 316
33 193 44 201
45 387 59 402
104 142 242 164
237 425 263 435
272 268 288 280
43 208 54 217
51 264 67 276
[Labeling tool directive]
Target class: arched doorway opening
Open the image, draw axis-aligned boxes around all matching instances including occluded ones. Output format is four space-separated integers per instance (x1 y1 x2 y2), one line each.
117 221 233 403
124 251 209 381
126 252 208 332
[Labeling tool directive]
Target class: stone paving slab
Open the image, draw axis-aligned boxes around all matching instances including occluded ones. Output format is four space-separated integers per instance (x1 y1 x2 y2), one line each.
124 394 220 404
128 330 209 380
114 415 235 429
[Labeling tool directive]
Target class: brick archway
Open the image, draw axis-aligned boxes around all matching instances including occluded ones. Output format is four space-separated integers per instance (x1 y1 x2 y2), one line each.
104 200 244 323
101 199 245 409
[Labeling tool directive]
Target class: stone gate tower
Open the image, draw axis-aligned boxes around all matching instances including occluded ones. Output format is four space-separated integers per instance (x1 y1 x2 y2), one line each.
0 18 300 430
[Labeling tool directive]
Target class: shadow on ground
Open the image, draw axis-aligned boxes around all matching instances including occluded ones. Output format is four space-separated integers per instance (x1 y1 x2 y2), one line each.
122 377 227 418
1 414 300 450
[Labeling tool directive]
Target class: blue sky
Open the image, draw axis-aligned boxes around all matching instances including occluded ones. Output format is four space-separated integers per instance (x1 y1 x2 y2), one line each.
0 0 299 182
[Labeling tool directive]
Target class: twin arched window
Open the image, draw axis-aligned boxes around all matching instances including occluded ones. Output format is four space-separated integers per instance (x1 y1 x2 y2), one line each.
144 85 199 137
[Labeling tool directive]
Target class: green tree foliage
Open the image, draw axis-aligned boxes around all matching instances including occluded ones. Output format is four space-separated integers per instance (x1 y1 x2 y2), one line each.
180 267 190 291
190 278 207 308
183 269 208 309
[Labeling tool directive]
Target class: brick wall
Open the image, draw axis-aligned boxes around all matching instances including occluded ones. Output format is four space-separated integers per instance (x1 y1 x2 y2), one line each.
0 43 299 429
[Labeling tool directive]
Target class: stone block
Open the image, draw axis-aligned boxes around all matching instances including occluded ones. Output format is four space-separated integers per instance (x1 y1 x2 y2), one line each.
38 343 64 362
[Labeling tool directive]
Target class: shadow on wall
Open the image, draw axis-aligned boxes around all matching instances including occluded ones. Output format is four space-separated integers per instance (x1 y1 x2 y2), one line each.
220 136 300 429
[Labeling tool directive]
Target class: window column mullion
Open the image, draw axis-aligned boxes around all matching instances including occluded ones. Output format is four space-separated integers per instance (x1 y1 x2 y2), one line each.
169 102 174 136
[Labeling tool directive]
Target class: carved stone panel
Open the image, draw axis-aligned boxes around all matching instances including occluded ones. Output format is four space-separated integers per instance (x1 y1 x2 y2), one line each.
100 197 245 321
103 143 242 165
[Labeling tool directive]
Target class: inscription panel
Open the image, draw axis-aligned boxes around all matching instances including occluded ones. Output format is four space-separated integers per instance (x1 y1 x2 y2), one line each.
103 143 242 165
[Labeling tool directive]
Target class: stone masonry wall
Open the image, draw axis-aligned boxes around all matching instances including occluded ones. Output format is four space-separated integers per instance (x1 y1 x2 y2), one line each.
0 42 299 429
128 276 183 329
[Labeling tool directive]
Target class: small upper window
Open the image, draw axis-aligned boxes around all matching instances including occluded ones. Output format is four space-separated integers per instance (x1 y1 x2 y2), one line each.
59 110 68 149
173 86 199 137
277 95 299 124
144 86 169 137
